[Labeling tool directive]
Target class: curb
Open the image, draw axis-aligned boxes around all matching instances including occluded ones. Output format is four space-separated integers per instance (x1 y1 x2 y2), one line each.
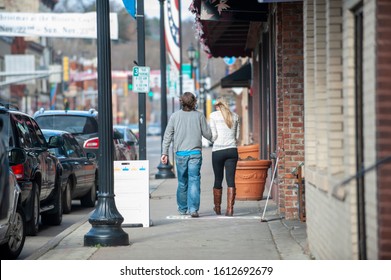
25 178 164 260
25 214 90 260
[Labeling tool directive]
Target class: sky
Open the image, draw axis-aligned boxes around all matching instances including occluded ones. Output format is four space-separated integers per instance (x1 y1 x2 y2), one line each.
53 0 194 20
144 0 193 20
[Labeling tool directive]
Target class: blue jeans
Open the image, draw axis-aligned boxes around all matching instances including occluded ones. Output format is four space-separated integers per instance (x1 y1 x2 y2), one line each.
175 153 202 214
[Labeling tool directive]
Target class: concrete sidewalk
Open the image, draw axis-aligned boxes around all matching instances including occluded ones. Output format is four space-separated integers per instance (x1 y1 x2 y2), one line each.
27 147 311 260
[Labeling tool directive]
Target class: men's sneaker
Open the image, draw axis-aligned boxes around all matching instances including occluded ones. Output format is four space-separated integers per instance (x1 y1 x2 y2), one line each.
178 210 187 215
191 212 199 218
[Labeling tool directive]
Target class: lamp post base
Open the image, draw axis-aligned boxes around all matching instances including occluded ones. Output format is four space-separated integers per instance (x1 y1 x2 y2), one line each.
84 225 129 247
84 193 129 247
155 162 176 179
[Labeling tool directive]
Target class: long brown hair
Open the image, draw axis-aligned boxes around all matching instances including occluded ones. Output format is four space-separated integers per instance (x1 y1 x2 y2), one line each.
215 97 233 128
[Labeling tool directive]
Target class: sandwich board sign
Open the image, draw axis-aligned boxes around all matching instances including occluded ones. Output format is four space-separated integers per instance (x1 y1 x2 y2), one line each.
114 160 150 227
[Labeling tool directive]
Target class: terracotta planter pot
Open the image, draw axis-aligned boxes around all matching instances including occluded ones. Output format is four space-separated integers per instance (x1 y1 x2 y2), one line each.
238 144 260 160
235 159 272 201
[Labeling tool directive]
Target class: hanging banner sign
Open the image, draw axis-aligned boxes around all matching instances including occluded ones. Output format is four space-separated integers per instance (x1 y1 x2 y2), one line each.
122 0 136 19
0 12 118 39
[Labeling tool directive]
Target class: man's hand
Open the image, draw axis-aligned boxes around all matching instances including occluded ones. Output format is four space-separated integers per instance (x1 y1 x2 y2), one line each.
161 154 168 164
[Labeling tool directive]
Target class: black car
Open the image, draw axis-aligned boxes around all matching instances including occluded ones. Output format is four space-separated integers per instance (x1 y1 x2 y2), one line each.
0 103 63 236
41 129 98 214
34 109 99 155
34 109 132 161
0 119 27 259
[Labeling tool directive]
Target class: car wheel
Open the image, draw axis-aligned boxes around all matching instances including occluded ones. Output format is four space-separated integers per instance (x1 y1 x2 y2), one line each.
80 176 96 207
26 184 39 236
0 205 26 259
62 178 72 214
41 177 63 226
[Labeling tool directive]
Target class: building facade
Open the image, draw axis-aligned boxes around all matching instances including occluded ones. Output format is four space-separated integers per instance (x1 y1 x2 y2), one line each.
191 0 391 259
304 0 391 260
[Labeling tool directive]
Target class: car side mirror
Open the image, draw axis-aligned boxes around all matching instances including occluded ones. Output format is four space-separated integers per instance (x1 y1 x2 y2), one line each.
8 148 27 166
113 131 122 140
48 136 64 148
86 152 96 160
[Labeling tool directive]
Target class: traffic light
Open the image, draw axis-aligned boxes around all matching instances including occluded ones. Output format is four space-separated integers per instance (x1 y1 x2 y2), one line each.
127 75 133 91
148 91 154 101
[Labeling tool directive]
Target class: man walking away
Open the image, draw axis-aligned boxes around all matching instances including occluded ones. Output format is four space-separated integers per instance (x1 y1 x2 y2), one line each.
161 92 212 218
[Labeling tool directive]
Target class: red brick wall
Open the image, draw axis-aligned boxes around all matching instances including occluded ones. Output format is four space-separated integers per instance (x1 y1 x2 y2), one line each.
376 0 391 260
276 3 304 219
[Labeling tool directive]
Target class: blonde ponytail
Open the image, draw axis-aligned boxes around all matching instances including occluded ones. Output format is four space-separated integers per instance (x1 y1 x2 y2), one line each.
215 97 233 128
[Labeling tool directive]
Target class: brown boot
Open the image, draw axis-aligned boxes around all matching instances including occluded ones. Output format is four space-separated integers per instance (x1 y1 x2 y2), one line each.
225 187 236 216
213 188 222 215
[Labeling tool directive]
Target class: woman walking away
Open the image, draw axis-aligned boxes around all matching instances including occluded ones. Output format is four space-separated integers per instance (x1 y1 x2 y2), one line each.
161 92 212 218
209 97 240 216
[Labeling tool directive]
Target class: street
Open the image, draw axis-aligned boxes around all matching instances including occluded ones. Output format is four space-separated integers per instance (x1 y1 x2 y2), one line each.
18 135 163 260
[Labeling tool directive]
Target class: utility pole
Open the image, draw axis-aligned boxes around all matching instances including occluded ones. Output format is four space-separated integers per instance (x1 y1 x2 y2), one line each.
155 0 175 179
137 0 147 160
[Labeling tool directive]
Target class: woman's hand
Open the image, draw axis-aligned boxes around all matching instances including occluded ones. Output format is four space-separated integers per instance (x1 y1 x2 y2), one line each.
161 154 168 164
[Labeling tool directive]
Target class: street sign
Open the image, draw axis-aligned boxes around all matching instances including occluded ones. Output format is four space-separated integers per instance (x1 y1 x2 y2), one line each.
132 66 150 93
223 56 236 66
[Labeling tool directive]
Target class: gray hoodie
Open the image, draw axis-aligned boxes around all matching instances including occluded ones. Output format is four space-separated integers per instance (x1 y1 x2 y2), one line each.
162 110 212 155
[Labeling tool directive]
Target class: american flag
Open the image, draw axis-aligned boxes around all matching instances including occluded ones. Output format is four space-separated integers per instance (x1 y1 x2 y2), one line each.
164 0 180 71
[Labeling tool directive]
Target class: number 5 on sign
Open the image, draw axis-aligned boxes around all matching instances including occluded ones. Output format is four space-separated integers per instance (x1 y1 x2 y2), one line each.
132 66 150 93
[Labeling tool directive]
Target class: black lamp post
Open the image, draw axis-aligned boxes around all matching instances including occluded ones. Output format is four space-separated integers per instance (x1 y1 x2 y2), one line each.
23 87 29 113
34 89 39 112
187 43 196 79
178 0 183 99
155 0 175 179
84 0 129 247
200 77 207 117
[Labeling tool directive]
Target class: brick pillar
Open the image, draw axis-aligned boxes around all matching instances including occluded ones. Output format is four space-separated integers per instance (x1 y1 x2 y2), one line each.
376 0 391 260
276 3 305 219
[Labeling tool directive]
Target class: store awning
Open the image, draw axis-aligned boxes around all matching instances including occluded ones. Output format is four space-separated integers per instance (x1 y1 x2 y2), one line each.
221 63 252 88
189 0 268 58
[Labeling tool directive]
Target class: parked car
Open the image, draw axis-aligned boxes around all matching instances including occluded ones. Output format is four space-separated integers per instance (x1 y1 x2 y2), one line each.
34 108 98 154
82 133 133 161
113 125 139 160
0 103 63 236
0 121 27 259
41 129 98 214
147 123 161 136
127 123 139 138
34 109 131 161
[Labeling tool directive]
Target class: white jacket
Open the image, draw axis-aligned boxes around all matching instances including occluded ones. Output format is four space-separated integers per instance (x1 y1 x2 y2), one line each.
209 110 240 152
